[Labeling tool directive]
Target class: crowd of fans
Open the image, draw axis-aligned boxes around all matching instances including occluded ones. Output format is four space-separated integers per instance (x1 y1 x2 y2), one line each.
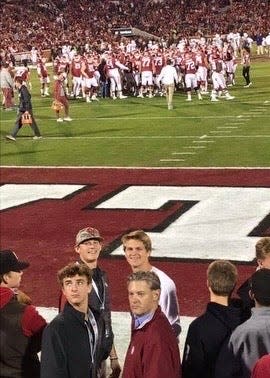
0 0 269 55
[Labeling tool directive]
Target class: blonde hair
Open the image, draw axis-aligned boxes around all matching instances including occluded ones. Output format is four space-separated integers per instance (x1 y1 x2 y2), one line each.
121 230 152 252
256 237 270 260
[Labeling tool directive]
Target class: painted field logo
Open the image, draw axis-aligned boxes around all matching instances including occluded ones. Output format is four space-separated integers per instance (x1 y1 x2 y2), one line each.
0 168 269 312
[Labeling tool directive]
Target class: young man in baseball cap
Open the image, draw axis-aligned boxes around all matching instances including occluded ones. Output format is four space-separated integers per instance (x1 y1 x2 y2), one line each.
59 227 121 378
0 249 47 377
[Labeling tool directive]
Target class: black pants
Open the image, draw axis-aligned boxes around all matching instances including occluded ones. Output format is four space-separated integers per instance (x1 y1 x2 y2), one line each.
242 66 250 85
11 110 41 137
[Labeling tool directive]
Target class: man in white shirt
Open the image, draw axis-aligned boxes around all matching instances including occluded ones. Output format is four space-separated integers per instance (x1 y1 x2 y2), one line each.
121 229 181 338
158 59 178 110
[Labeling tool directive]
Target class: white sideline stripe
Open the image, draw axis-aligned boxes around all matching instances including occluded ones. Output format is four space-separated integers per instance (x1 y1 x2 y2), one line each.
217 126 238 129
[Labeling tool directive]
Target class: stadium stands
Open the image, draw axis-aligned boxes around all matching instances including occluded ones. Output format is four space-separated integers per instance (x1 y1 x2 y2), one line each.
0 0 269 54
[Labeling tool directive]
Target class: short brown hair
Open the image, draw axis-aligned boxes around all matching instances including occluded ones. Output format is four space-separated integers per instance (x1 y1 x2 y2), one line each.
121 230 152 252
256 237 270 260
57 263 92 286
207 260 238 296
127 271 160 290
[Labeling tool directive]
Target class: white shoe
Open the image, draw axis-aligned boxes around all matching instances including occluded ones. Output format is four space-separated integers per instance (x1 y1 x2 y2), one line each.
119 95 127 99
63 117 72 121
226 95 235 100
5 135 16 141
198 95 202 100
211 98 219 102
112 96 117 100
86 98 92 103
168 104 173 110
91 95 99 101
148 93 153 98
137 93 144 98
33 136 42 140
186 98 192 101
57 118 63 122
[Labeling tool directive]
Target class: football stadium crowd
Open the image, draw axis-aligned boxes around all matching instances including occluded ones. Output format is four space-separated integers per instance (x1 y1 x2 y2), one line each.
0 0 269 52
1 0 269 112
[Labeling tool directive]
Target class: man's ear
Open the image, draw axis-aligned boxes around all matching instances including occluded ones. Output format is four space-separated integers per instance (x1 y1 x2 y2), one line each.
153 289 160 301
75 245 80 254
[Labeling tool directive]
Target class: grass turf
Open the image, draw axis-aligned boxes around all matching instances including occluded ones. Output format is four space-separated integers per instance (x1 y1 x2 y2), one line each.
1 60 269 167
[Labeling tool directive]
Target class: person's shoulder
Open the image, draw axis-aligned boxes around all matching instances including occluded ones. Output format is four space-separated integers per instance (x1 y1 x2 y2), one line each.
187 310 210 332
47 312 65 328
151 266 176 286
149 308 175 333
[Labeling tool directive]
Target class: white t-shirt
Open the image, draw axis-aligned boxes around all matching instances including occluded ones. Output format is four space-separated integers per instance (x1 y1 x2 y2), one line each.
151 266 181 337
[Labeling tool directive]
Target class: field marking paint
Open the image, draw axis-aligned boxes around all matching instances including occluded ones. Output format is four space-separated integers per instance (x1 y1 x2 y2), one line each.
210 130 232 133
184 146 206 149
3 135 270 142
217 126 238 129
172 152 196 155
227 122 246 124
160 159 185 162
193 140 215 143
199 134 207 139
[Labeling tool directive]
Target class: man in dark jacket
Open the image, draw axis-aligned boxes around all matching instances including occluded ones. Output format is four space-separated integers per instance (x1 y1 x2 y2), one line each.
58 227 120 377
6 77 42 141
0 249 47 378
74 227 120 378
182 260 243 378
41 263 106 378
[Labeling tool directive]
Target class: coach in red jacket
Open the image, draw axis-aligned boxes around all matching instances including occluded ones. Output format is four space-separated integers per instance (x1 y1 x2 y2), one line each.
123 271 181 378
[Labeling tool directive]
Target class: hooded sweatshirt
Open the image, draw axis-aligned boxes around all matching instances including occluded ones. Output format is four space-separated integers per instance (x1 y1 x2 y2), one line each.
182 301 243 378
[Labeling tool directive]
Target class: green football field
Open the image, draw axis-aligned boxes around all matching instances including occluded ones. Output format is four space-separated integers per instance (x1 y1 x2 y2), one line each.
1 60 269 167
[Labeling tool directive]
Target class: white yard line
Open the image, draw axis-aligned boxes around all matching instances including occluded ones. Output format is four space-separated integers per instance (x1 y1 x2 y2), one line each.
172 152 196 155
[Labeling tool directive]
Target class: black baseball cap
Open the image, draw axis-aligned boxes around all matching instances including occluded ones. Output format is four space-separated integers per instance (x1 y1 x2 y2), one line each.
0 250 30 274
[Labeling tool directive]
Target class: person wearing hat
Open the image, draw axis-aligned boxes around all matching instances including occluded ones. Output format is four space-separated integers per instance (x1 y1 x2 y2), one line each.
217 268 270 378
59 227 121 378
0 249 47 378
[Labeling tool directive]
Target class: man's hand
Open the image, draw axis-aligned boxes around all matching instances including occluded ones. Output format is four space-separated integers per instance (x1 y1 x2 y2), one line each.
109 358 121 378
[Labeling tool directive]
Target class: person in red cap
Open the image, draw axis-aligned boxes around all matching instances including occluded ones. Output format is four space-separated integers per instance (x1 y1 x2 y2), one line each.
0 249 47 378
